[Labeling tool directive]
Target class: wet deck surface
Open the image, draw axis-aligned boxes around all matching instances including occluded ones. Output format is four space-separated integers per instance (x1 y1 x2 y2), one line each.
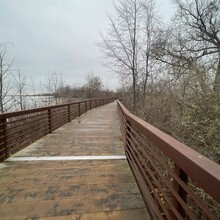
0 102 149 219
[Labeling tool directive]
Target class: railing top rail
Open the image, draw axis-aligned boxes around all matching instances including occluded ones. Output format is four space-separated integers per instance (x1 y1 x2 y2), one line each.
0 98 114 118
117 100 220 203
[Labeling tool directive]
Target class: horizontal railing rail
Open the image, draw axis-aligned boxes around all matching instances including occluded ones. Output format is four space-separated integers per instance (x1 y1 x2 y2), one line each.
0 98 115 162
117 100 220 220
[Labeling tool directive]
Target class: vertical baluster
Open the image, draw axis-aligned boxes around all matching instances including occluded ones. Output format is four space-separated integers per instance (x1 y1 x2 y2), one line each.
170 164 188 219
85 101 87 112
48 109 52 133
78 102 81 116
90 100 92 110
0 116 8 160
68 105 70 122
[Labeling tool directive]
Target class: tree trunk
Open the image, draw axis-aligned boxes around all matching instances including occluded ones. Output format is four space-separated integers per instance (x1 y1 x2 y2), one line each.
132 0 137 113
143 53 150 101
19 90 23 110
214 55 220 93
132 73 136 112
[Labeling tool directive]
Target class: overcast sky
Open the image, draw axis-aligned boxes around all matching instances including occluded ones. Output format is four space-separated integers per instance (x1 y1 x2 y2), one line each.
0 0 174 91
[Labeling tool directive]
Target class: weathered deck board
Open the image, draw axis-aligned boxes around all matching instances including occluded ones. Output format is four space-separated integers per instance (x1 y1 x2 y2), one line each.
0 102 150 219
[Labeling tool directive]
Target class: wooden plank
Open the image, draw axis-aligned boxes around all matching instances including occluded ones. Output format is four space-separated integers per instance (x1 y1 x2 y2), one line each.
0 194 145 218
38 209 149 220
0 163 130 177
3 209 149 220
0 172 135 190
0 183 139 203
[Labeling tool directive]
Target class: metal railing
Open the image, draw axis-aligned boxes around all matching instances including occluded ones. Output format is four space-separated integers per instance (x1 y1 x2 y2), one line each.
117 100 220 220
0 98 115 162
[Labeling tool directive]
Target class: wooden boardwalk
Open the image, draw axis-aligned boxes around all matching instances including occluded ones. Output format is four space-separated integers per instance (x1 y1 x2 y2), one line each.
0 102 149 219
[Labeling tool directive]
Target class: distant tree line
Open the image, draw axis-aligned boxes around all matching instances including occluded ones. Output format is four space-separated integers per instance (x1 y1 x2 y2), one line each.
53 73 117 102
0 43 117 113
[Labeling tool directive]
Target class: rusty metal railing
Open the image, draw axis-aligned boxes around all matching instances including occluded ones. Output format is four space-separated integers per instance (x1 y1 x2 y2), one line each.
117 100 220 220
0 98 114 162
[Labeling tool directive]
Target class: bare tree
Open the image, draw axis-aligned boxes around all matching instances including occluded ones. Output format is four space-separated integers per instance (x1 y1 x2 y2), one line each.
150 0 220 164
56 85 73 100
13 66 27 110
140 0 161 100
0 43 14 113
28 76 39 108
99 0 160 110
85 73 103 98
98 0 143 110
156 0 220 92
44 72 63 104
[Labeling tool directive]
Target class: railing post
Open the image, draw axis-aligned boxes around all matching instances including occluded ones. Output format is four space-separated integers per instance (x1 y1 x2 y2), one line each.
78 102 81 116
48 109 52 133
124 118 131 152
68 105 71 122
170 164 188 219
90 100 92 110
0 116 8 161
118 107 126 144
85 101 87 112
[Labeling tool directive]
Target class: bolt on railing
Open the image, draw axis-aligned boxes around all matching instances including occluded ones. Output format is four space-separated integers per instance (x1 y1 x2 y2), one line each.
0 98 115 162
117 100 220 220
